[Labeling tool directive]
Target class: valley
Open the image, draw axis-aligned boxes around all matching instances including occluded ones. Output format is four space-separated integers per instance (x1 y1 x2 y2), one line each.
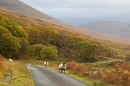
0 0 130 86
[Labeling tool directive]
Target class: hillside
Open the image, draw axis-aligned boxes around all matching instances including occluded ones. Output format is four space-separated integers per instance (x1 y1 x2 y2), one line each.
79 21 130 39
1 0 130 44
0 7 97 60
0 6 130 59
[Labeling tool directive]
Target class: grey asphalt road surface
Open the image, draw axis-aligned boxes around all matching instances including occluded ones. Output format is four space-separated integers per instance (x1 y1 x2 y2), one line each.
27 64 90 86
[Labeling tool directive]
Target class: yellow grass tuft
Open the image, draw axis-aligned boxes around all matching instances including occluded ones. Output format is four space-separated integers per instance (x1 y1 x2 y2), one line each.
0 60 34 86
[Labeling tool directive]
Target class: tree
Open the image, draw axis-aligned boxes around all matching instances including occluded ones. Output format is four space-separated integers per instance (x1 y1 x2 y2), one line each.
0 14 26 38
0 33 21 57
40 26 59 45
28 27 44 45
19 37 29 55
77 41 97 61
28 26 59 45
40 46 58 60
0 14 27 58
29 44 45 59
94 42 108 57
63 35 86 56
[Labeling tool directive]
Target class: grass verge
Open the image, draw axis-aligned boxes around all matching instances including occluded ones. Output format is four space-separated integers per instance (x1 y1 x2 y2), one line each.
66 70 114 86
0 61 34 86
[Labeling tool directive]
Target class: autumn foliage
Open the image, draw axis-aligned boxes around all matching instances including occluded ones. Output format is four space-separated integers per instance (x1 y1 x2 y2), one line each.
0 55 9 79
67 61 130 86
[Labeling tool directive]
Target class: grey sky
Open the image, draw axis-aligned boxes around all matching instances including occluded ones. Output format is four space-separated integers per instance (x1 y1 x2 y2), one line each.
20 0 130 25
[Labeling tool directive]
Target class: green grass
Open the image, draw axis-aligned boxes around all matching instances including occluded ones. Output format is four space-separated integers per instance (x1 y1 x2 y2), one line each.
95 62 111 68
66 71 92 85
0 61 34 86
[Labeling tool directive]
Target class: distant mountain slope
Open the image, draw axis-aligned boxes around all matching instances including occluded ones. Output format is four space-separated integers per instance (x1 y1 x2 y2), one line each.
0 0 58 23
0 0 98 33
0 0 130 44
79 21 130 38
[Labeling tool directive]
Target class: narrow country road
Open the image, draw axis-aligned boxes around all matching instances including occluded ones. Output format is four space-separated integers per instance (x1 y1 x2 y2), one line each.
26 64 90 86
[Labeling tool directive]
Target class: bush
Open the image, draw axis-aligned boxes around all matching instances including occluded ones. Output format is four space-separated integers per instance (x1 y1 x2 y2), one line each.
40 46 58 60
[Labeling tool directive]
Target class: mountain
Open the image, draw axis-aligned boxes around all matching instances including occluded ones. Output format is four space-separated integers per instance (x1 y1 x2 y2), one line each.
0 0 130 44
79 21 130 39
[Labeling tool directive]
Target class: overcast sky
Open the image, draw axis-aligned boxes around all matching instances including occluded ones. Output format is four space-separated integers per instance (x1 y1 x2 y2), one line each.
20 0 130 25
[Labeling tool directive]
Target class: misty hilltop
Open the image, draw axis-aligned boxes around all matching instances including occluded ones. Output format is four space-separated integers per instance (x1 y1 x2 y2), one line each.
79 21 130 38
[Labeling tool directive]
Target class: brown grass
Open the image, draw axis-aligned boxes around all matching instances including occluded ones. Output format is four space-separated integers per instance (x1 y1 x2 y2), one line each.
22 60 130 85
0 55 9 79
67 61 130 86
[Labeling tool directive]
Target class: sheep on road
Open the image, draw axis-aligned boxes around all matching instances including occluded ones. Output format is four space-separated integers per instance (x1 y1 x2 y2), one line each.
59 63 66 73
44 61 48 68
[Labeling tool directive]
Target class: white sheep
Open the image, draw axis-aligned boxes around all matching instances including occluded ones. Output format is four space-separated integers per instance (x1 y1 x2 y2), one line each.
9 59 13 63
59 62 66 73
44 61 48 68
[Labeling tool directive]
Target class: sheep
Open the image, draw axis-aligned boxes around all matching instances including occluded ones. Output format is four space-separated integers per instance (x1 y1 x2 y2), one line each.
44 61 48 68
9 59 13 63
59 62 66 73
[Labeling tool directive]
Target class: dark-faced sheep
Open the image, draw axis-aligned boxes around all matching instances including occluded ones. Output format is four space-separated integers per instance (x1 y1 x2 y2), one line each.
44 61 48 68
59 63 66 73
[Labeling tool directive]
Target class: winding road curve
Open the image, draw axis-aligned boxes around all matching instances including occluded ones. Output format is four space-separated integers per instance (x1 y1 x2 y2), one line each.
27 64 90 86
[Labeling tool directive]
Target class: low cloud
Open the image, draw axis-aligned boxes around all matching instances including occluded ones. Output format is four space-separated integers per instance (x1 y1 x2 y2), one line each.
20 0 130 25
